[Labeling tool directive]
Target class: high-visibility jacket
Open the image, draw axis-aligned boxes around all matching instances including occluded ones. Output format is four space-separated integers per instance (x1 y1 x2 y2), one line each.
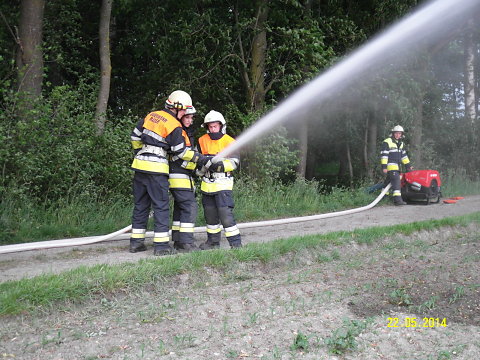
130 109 199 175
380 137 412 172
169 126 197 190
198 133 239 194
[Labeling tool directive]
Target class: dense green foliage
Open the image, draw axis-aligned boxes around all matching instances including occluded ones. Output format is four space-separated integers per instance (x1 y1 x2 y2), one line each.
0 84 132 202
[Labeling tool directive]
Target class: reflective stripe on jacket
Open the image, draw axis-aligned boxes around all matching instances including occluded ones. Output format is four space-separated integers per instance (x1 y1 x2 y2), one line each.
198 133 239 194
130 109 197 175
380 137 411 171
169 127 196 190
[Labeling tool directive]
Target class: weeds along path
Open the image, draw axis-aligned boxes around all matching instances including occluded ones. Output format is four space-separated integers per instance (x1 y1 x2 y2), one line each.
1 195 479 283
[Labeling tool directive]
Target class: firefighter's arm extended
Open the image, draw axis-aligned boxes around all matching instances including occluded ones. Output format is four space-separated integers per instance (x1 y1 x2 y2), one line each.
167 127 206 164
210 156 239 173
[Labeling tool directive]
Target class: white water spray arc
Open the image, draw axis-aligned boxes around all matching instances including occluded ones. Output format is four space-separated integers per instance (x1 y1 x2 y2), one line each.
213 0 480 162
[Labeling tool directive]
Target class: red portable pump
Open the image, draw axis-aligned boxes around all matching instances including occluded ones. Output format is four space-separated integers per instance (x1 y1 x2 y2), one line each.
401 170 442 204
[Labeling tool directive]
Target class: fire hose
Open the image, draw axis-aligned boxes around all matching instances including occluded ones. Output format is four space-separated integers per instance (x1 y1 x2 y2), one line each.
0 184 391 254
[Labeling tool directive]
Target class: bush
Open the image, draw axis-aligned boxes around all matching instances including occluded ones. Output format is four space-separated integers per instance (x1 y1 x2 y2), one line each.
0 82 134 204
240 126 299 183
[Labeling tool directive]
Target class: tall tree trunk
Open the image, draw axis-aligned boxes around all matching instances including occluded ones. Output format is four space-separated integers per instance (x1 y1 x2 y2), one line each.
295 0 317 178
464 17 476 128
16 0 45 112
364 112 378 180
247 0 269 112
411 98 424 167
296 122 308 177
95 0 113 136
305 147 316 179
410 56 429 168
337 135 353 188
346 142 353 189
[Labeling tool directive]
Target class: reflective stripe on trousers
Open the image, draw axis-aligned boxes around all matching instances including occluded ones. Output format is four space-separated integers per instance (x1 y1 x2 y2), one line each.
385 170 402 197
171 188 198 244
202 191 241 246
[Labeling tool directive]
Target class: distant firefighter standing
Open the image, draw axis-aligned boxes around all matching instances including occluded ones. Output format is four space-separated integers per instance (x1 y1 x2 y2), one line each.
380 125 413 206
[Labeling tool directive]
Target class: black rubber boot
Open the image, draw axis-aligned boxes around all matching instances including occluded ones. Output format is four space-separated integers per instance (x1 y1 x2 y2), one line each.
199 241 220 250
393 196 407 206
153 246 177 256
174 242 200 252
129 240 147 253
227 234 242 249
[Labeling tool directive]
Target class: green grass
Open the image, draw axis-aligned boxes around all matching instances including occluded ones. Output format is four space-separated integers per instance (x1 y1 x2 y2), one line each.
441 168 480 197
324 318 372 355
233 177 374 222
0 193 132 245
1 211 479 316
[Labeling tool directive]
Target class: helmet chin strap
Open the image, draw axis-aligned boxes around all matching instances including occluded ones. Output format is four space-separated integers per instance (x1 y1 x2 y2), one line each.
171 108 183 120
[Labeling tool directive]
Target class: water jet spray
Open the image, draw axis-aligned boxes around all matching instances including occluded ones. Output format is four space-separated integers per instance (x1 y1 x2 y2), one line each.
212 0 480 162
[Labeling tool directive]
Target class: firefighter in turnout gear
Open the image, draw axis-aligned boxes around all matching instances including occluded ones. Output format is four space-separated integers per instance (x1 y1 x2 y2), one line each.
197 110 242 249
129 91 208 256
169 106 199 252
380 125 413 206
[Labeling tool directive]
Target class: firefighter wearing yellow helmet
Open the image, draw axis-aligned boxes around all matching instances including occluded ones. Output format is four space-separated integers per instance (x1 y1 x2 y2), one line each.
380 125 413 205
168 106 200 252
196 110 242 249
129 91 208 256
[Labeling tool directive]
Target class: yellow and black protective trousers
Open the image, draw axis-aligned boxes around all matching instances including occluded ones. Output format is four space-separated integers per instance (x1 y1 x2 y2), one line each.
202 190 241 247
169 179 197 246
131 172 170 247
169 126 198 246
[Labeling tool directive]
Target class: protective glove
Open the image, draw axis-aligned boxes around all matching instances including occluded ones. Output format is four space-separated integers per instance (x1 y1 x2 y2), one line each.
195 155 214 177
196 155 213 169
210 161 225 173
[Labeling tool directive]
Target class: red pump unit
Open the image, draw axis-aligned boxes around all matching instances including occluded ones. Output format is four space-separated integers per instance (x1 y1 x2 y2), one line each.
401 170 442 204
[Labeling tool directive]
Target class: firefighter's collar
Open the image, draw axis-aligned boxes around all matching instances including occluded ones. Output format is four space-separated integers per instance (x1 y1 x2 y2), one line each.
208 132 224 140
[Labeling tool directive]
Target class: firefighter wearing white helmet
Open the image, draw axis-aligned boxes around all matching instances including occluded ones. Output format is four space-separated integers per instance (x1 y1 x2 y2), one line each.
202 110 227 134
380 124 413 206
168 105 200 252
129 91 208 256
391 125 404 133
196 110 242 249
165 90 193 110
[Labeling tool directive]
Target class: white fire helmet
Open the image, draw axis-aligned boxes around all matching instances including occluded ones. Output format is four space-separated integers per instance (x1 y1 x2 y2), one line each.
185 106 196 115
391 125 404 133
165 90 193 110
203 110 227 134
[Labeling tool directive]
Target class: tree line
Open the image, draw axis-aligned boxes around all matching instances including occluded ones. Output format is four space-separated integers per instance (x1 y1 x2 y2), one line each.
0 0 479 204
